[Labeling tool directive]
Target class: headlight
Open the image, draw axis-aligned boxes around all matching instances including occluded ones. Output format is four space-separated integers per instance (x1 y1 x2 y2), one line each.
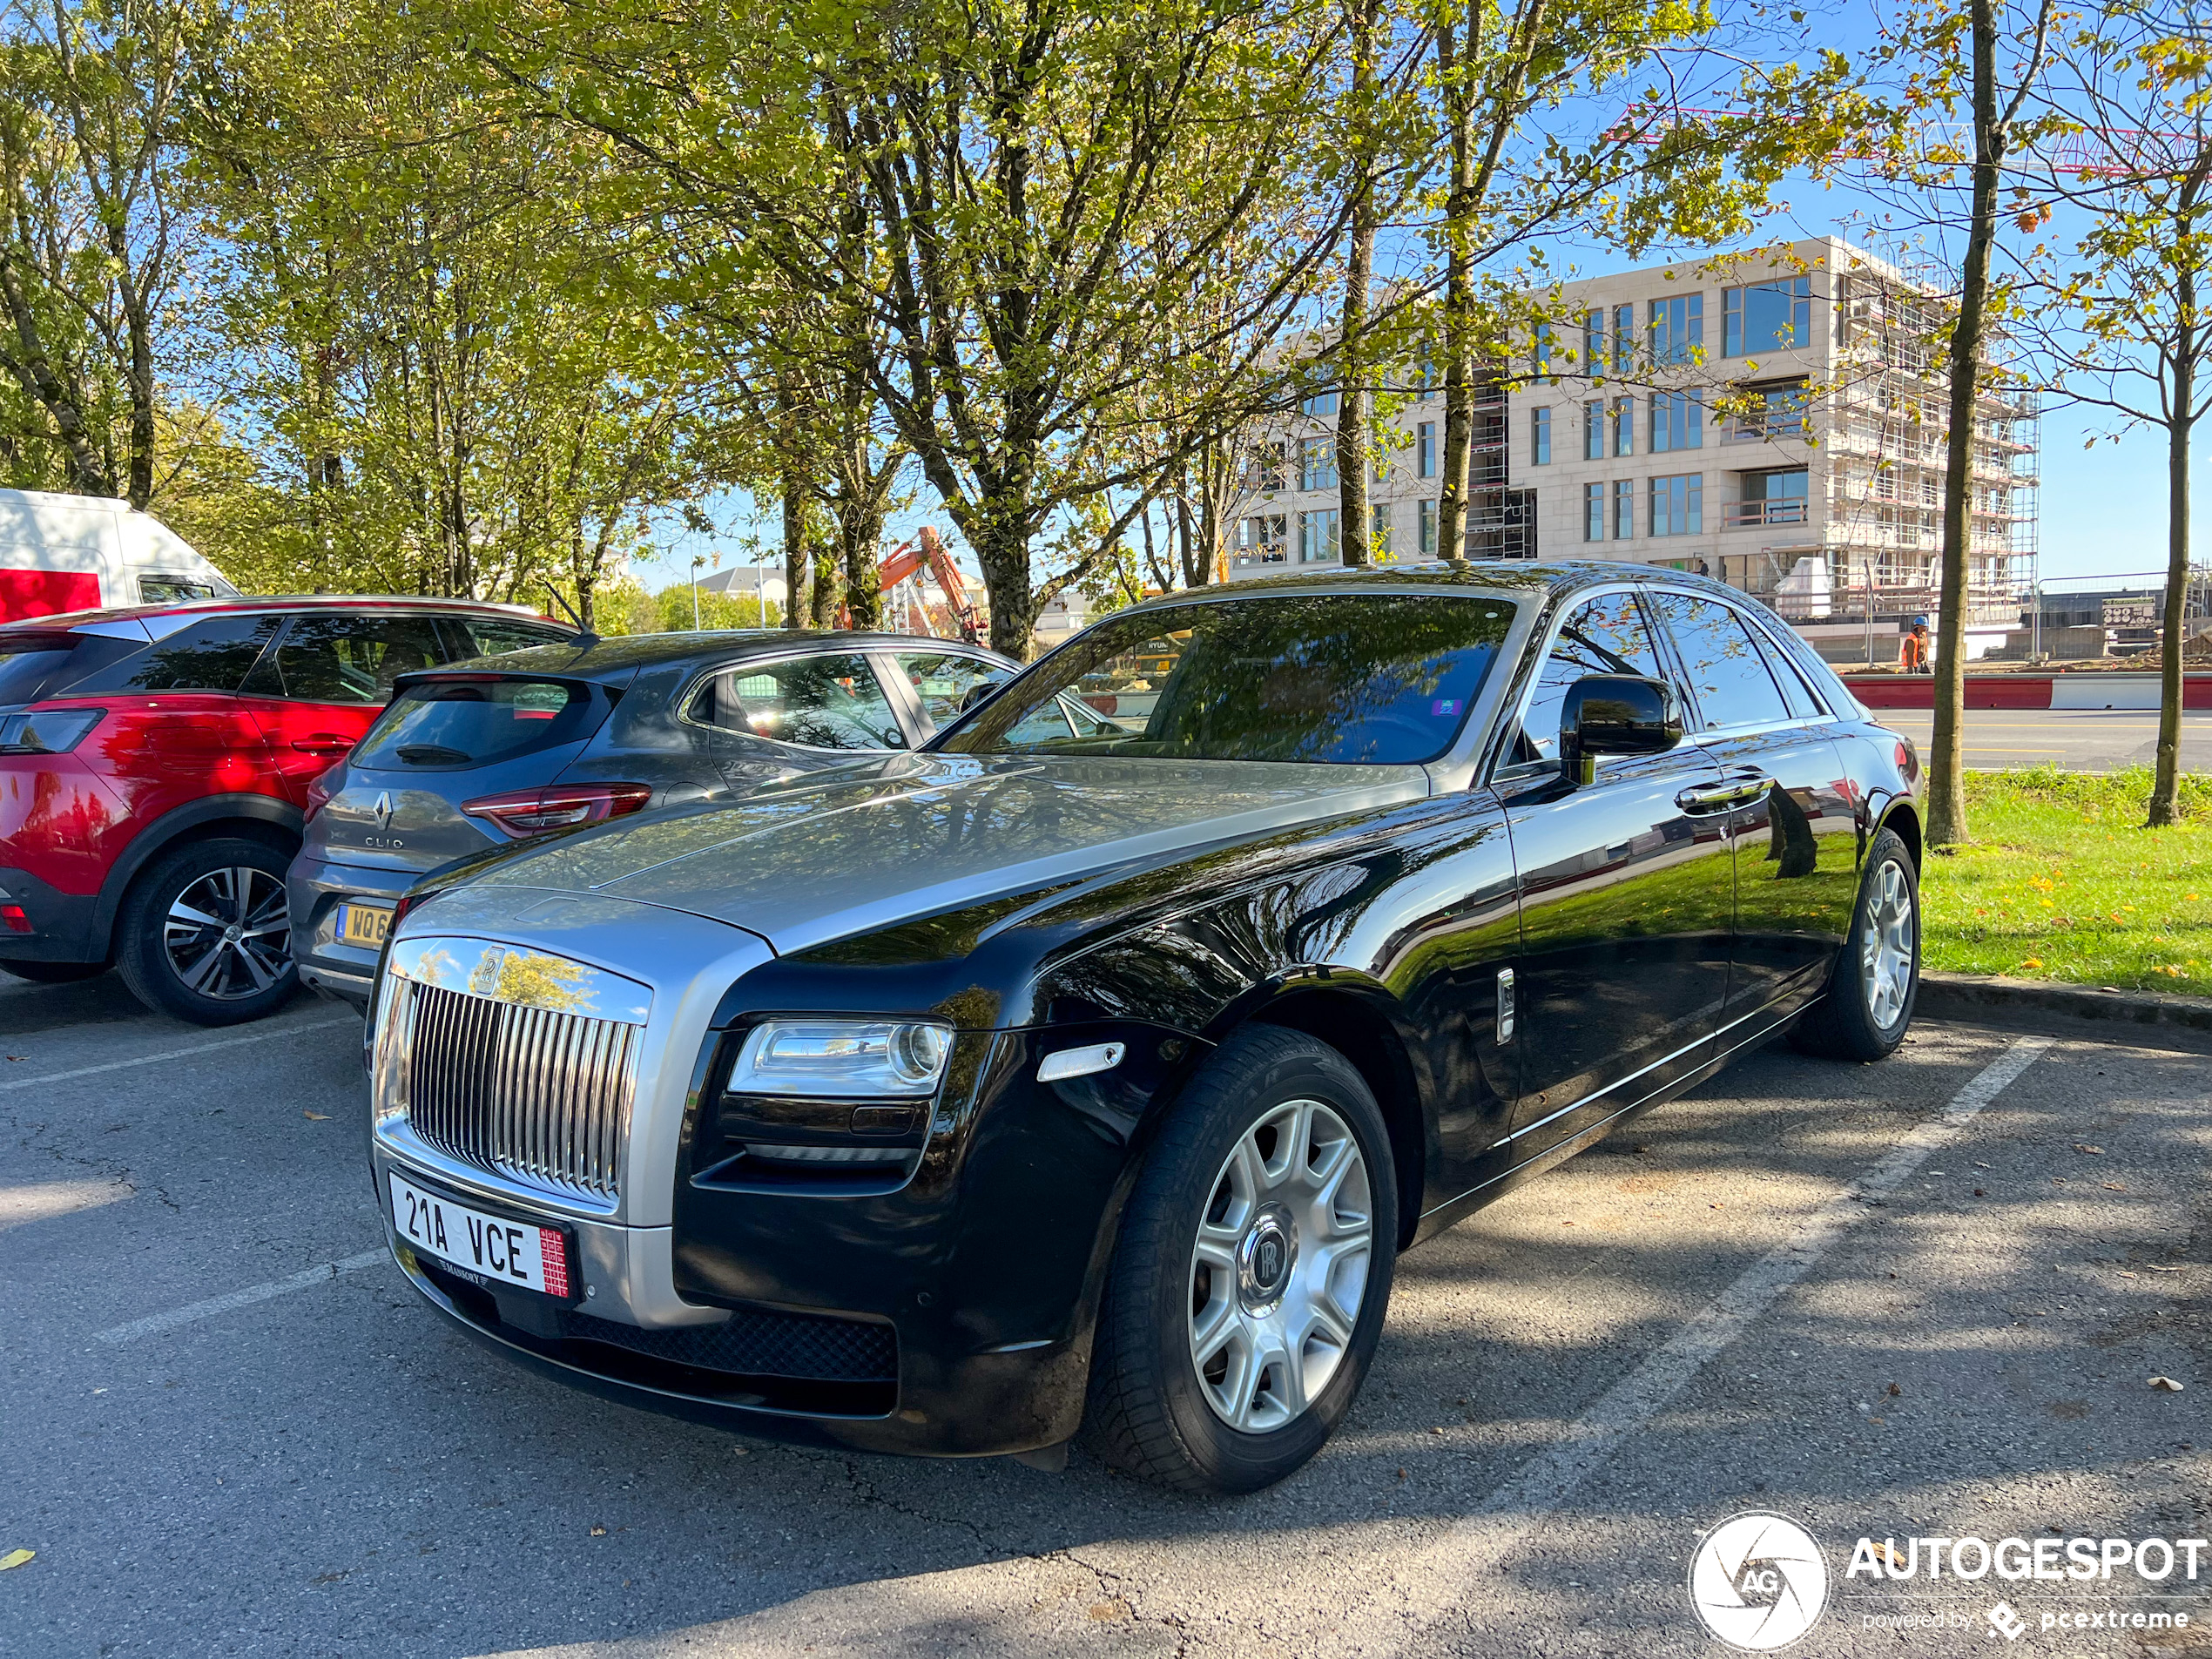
729 1019 954 1098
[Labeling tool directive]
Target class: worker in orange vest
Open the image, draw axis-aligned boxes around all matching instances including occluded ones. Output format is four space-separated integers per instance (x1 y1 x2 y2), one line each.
1899 615 1932 674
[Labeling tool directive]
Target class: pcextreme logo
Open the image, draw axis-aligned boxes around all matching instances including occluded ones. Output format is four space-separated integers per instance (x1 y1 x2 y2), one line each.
1688 1512 1831 1651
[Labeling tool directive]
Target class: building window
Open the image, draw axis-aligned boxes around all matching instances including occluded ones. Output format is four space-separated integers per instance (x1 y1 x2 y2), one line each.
1531 407 1552 465
1649 474 1703 536
1246 442 1286 492
1298 508 1340 563
1532 321 1554 384
1299 435 1339 491
1236 513 1288 566
1613 303 1635 373
1417 421 1437 478
1612 396 1633 457
1418 498 1438 556
1649 293 1704 365
1372 502 1394 560
1584 400 1605 461
1725 380 1808 442
1584 482 1606 543
1614 478 1635 540
1650 389 1705 453
1582 309 1602 376
1723 277 1812 356
1729 467 1811 527
1299 383 1339 418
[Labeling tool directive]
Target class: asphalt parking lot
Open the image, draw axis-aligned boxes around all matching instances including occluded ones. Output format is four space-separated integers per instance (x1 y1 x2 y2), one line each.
1875 708 2212 773
3 977 2207 1658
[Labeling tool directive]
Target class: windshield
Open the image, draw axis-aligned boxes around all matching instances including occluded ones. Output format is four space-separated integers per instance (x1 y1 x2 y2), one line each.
352 677 601 771
934 592 1516 765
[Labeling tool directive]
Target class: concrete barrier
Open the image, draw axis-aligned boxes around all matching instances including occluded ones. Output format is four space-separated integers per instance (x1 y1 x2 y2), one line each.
1844 673 2212 711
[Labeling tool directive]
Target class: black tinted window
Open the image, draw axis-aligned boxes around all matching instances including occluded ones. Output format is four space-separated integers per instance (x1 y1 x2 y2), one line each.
1656 594 1790 729
936 593 1515 765
1515 591 1663 763
695 653 905 751
352 678 600 770
455 618 570 658
76 614 281 693
253 615 445 704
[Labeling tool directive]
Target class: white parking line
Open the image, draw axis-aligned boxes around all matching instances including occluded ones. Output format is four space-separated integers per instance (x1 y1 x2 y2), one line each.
1372 1034 2054 1647
0 1013 352 1094
96 1248 390 1345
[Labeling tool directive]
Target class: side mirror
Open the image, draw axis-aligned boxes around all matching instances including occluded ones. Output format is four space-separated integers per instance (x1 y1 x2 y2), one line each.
958 673 1009 712
1558 674 1682 785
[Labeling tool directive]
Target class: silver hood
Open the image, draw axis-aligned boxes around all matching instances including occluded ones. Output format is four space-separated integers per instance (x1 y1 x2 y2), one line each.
451 752 1432 954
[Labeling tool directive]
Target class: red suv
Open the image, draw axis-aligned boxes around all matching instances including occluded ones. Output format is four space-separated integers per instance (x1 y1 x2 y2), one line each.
0 597 573 1023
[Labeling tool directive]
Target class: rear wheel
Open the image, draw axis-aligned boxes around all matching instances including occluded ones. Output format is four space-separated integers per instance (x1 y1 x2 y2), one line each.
0 961 109 985
1791 826 1919 1062
1083 1025 1398 1494
116 838 298 1026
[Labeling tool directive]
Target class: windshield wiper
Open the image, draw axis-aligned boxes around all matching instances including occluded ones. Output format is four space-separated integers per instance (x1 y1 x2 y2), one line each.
395 743 473 765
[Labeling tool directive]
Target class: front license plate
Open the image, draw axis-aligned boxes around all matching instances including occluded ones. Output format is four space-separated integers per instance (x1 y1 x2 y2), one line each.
388 1171 573 1298
338 902 392 948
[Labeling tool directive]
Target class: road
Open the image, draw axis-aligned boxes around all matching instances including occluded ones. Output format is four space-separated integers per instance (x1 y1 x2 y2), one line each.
1875 706 2212 773
3 977 2206 1658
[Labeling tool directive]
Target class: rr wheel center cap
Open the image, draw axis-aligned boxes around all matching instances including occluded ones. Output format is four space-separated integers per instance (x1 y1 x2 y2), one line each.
1237 1204 1298 1313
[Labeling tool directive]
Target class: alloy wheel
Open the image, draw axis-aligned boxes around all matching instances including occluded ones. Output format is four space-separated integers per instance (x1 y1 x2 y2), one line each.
1187 1097 1372 1433
1859 857 1915 1028
164 866 291 1001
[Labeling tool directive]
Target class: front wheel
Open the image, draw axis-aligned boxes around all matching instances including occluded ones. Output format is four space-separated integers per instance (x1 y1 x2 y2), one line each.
1792 826 1920 1062
1082 1025 1398 1494
115 838 299 1026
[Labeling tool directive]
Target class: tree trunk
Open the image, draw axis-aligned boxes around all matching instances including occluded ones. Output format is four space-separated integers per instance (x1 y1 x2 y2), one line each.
2150 330 2192 827
972 513 1037 658
1335 0 1380 568
1434 13 1475 563
841 503 883 629
1928 0 2005 850
808 516 840 627
780 473 810 630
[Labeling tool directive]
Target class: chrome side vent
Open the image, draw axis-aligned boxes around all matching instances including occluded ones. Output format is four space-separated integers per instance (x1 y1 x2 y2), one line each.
374 937 651 1205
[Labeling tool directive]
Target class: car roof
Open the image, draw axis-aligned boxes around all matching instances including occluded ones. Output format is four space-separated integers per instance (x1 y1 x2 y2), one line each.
409 629 1014 685
1096 560 1776 623
10 594 574 631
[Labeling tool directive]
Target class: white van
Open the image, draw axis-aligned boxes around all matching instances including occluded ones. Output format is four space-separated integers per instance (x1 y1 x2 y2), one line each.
0 489 239 623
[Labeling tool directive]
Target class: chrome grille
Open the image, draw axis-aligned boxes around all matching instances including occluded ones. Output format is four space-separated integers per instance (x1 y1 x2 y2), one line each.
388 977 639 1203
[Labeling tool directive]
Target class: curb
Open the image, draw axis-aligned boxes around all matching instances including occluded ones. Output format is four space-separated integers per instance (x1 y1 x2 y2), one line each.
1919 971 2212 1055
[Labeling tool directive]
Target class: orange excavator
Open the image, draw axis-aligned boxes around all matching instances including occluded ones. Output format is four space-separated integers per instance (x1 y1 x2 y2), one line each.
840 525 985 644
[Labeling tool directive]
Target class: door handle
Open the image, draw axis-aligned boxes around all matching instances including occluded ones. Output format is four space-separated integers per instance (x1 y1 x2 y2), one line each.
1675 775 1774 813
292 734 358 757
1496 967 1516 1043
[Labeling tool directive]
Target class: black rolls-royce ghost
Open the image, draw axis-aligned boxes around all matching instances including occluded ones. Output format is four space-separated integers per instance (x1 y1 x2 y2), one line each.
365 562 1923 1494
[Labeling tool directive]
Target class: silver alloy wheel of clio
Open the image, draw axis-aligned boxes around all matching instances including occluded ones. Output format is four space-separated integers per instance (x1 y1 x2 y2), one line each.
1861 856 1916 1029
1187 1096 1373 1433
165 865 292 1000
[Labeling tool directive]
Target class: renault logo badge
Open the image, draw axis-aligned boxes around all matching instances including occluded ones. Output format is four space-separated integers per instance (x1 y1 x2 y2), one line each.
373 791 394 832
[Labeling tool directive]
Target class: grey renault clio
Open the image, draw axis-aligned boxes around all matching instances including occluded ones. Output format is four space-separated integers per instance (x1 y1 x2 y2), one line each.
287 631 1012 1009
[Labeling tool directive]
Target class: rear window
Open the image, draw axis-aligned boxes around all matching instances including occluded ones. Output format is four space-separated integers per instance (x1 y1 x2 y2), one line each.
65 614 283 695
350 678 600 771
0 634 104 705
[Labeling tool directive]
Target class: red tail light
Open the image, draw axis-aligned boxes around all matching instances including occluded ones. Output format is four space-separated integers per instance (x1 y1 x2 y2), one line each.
461 781 653 839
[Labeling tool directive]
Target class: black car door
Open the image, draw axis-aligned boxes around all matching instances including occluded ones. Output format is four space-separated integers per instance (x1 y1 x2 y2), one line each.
1647 591 1861 1026
1493 589 1735 1150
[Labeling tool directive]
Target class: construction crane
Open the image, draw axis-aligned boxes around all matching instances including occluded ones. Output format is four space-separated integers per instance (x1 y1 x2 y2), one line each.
848 525 986 644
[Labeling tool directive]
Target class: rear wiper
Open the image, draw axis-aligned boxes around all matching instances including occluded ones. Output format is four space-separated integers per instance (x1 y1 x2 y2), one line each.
395 744 472 765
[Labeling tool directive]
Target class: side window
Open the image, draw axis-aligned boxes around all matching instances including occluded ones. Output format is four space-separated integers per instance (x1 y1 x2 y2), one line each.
454 618 570 658
76 613 281 693
1653 594 1791 729
254 616 448 705
704 653 906 752
138 575 219 604
1514 591 1663 764
888 651 1005 732
1747 620 1820 718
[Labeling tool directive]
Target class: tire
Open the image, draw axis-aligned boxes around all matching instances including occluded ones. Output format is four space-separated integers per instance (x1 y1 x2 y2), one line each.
1 961 109 984
115 837 299 1026
1082 1024 1399 1494
1791 826 1920 1062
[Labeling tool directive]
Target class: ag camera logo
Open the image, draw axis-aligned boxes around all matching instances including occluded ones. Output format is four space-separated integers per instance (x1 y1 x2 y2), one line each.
1689 1512 1830 1650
